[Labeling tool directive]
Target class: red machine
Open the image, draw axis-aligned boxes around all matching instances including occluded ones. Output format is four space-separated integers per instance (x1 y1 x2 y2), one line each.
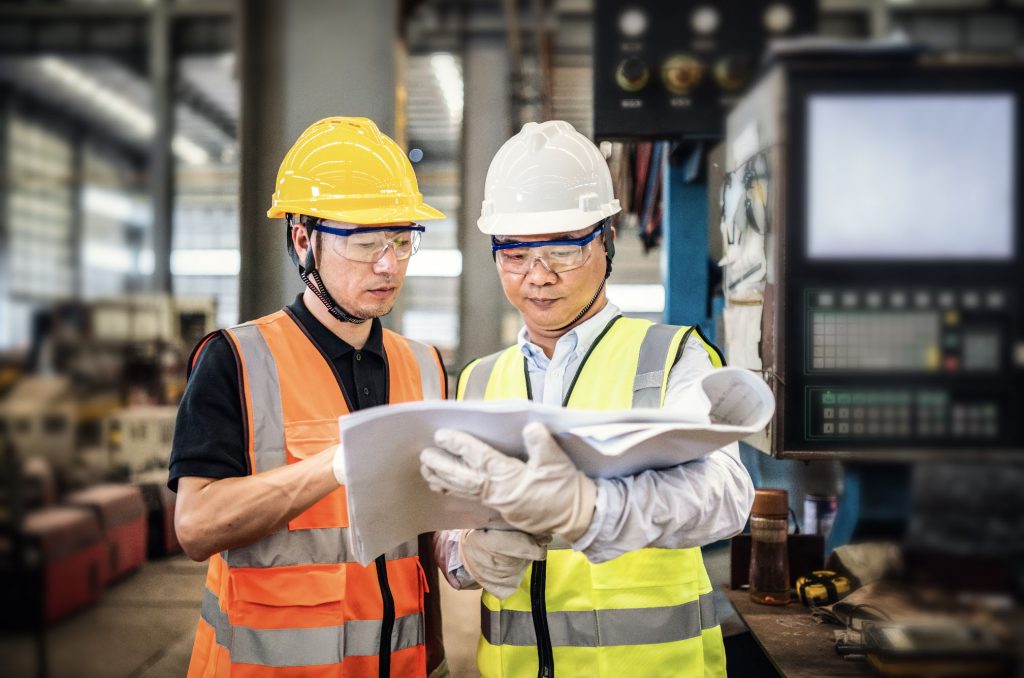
23 507 107 623
67 484 147 583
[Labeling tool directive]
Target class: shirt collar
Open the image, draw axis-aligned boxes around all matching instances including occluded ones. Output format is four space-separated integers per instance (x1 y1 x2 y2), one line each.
518 302 621 366
287 294 385 360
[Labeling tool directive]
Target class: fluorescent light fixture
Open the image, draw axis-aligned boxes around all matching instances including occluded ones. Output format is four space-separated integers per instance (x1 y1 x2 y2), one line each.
430 53 464 123
172 136 211 166
82 186 147 224
171 249 241 276
37 57 210 166
406 248 462 277
84 243 136 273
607 283 665 313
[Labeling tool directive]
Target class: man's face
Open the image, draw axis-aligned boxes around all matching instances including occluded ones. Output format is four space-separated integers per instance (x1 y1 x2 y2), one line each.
495 226 608 332
293 219 411 320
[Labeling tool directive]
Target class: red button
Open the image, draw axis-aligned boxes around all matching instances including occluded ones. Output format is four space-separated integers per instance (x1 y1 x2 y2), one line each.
944 355 960 372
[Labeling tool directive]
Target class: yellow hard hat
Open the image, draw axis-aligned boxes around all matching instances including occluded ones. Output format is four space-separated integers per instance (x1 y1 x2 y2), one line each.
267 117 444 224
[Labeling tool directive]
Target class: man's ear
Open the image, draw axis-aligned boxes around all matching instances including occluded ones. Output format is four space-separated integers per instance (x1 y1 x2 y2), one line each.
292 222 310 258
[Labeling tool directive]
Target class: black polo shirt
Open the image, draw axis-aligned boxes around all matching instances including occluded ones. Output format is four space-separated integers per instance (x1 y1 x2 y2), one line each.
168 294 416 492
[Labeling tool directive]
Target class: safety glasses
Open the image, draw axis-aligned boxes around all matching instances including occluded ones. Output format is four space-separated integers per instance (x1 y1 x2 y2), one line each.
311 223 425 263
491 224 603 275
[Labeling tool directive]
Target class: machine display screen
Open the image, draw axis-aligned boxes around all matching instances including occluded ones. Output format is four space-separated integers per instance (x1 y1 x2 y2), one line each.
806 94 1016 261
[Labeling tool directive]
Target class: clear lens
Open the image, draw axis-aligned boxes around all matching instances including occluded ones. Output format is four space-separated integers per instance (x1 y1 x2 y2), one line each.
326 229 421 263
496 241 591 274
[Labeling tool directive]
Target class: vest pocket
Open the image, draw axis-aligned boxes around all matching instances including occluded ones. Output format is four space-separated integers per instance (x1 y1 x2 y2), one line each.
284 418 347 530
228 563 347 629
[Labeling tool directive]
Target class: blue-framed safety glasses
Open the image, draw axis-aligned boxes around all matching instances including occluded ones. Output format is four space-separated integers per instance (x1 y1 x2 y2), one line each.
491 223 604 274
311 223 425 263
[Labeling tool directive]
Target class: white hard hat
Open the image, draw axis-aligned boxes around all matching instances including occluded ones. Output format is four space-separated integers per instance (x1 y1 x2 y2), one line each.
478 120 622 236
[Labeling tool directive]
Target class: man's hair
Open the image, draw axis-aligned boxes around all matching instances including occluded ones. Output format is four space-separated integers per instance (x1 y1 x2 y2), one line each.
285 214 323 268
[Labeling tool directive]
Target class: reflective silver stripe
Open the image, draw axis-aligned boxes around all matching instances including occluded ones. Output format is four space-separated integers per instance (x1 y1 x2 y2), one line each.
202 588 423 666
699 589 718 629
632 324 680 409
229 324 287 473
224 530 417 568
407 339 443 400
461 351 501 400
481 593 718 648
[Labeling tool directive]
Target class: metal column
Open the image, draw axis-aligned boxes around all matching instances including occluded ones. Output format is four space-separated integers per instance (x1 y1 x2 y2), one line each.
456 22 510 367
149 0 175 294
661 150 714 339
238 0 398 320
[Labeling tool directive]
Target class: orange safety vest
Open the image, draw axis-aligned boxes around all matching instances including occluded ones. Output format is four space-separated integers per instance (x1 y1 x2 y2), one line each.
185 308 446 678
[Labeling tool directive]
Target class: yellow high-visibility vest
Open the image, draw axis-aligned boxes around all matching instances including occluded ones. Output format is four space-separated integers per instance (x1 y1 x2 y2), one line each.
458 315 727 678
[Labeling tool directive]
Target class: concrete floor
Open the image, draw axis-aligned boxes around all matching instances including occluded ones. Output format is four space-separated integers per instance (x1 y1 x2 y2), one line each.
1 546 738 678
0 554 484 678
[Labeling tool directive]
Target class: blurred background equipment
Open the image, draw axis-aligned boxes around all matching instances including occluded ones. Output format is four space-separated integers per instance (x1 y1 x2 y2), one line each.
593 0 818 139
0 0 1022 676
726 55 1024 460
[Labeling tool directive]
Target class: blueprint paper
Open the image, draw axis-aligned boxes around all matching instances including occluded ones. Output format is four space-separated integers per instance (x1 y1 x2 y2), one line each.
340 366 774 565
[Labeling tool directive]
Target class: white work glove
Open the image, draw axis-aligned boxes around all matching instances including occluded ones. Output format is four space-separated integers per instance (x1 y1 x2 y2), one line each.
420 422 597 542
460 529 548 600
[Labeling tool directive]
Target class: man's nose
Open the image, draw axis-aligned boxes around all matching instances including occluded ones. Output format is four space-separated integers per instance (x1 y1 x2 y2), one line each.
524 255 557 283
373 244 400 273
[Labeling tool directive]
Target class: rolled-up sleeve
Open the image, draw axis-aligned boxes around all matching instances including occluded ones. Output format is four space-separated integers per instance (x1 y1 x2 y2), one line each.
572 334 755 563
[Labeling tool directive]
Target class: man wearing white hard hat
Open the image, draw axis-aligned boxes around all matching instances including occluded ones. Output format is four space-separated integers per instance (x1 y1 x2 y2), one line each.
420 121 754 677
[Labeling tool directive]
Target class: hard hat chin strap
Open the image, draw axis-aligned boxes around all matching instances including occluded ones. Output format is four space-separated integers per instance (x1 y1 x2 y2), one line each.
553 277 606 333
289 215 368 325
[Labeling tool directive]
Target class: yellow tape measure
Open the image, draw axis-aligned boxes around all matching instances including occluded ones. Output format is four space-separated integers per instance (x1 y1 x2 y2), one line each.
795 570 852 607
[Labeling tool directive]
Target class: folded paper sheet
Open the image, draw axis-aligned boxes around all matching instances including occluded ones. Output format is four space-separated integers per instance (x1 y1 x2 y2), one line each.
340 366 775 565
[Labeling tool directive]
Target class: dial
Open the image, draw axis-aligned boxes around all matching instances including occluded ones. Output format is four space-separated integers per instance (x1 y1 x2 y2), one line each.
616 57 650 92
662 55 704 95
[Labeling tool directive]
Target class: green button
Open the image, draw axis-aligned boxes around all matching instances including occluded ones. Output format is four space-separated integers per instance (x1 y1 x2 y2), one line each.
837 393 852 405
822 392 836 405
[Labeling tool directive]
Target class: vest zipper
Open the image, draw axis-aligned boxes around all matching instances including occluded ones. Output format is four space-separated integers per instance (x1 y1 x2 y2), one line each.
375 555 395 677
530 560 555 677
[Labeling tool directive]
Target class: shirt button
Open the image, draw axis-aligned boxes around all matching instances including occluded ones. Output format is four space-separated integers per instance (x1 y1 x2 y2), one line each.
354 352 362 361
362 387 370 396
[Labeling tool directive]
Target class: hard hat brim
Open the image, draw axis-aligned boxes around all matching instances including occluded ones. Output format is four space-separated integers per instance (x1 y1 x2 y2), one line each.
477 204 621 237
268 201 445 224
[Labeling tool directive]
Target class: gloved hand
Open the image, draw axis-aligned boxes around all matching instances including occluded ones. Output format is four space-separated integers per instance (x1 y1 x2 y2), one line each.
420 422 597 542
460 528 548 600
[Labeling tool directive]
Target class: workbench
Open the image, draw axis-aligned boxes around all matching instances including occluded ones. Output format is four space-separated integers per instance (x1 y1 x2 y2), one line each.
725 589 872 677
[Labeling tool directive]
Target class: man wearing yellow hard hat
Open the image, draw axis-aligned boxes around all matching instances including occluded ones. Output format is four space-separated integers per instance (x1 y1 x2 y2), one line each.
170 117 449 677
